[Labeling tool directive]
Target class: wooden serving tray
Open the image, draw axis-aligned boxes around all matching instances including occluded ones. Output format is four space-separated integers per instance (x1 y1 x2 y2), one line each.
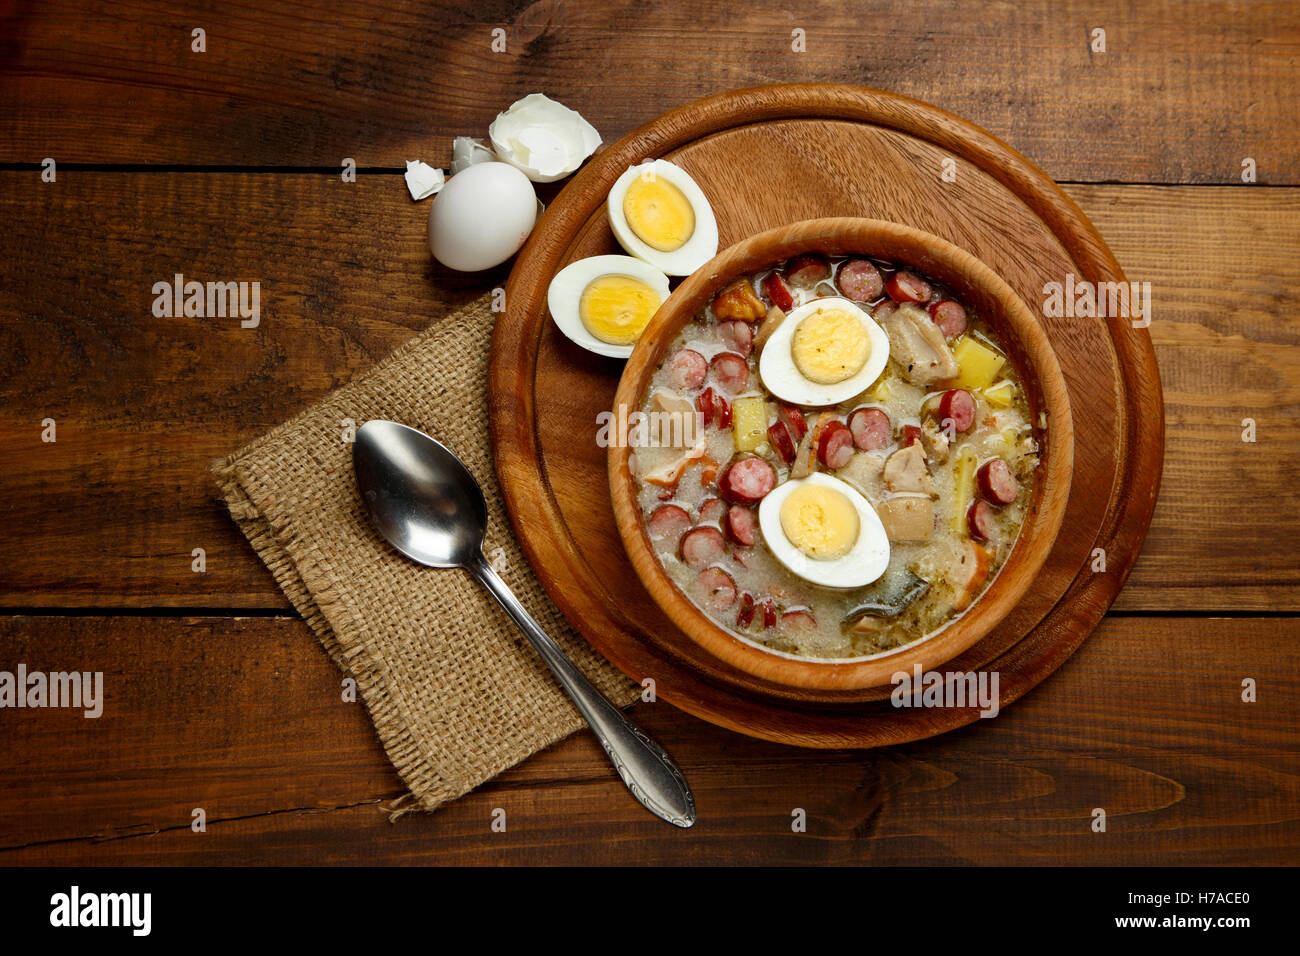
489 84 1163 747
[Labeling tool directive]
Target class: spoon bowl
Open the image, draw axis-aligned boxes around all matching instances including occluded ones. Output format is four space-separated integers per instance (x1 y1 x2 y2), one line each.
354 420 486 569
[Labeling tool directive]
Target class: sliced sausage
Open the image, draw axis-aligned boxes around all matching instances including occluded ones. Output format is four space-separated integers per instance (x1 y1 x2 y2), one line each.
647 503 691 542
777 403 808 440
724 504 759 546
667 348 707 390
718 455 777 504
938 388 977 434
736 592 757 629
679 525 726 569
837 259 884 302
885 270 932 303
760 598 778 629
761 271 794 311
977 458 1020 505
873 300 898 322
768 421 797 463
696 386 716 428
718 320 753 358
695 566 737 610
713 393 732 428
710 351 750 394
817 420 855 470
967 499 996 541
901 423 923 447
928 299 968 338
697 496 727 525
779 609 817 633
784 253 831 288
848 406 891 451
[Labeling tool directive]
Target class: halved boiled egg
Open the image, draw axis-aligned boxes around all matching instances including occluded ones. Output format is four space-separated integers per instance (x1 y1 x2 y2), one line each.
607 160 718 276
758 296 890 406
757 472 890 588
547 255 671 358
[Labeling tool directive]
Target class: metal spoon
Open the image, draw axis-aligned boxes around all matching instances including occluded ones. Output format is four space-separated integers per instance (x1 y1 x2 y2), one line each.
352 419 695 828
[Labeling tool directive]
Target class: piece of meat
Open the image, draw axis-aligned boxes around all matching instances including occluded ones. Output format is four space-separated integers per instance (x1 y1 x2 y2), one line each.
883 441 936 495
710 352 750 394
753 304 786 353
873 300 898 322
928 299 968 338
978 458 1020 505
938 388 977 433
724 504 758 546
640 429 707 486
767 421 797 463
901 423 923 447
696 386 717 428
817 420 855 470
885 270 932 303
713 393 732 428
666 348 708 389
647 503 692 542
779 609 817 633
920 418 949 464
736 592 757 629
718 320 754 357
711 279 766 322
837 259 884 302
695 566 737 610
777 404 809 441
697 496 727 524
785 253 831 288
789 411 826 479
760 598 778 629
848 406 891 451
761 271 794 311
967 498 996 541
884 303 960 385
718 455 777 504
952 540 993 611
679 526 726 569
877 495 935 542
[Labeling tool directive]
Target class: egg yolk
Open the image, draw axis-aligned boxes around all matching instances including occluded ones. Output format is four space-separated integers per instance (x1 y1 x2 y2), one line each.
779 484 860 561
623 173 696 252
791 308 871 385
579 274 662 345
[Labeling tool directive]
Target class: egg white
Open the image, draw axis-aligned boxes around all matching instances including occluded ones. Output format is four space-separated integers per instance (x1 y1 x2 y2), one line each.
607 160 719 276
757 472 891 589
547 255 671 358
757 296 891 407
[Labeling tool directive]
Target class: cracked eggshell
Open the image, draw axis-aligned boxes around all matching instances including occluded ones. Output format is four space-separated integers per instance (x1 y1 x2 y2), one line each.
450 136 495 175
488 93 601 183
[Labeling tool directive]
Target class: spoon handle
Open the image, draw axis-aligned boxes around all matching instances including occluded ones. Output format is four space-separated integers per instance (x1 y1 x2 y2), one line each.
471 553 696 828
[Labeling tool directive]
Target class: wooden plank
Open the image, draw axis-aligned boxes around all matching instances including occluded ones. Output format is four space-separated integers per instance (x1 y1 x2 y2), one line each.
0 614 1295 864
0 175 1295 609
1069 185 1300 609
0 1 1297 184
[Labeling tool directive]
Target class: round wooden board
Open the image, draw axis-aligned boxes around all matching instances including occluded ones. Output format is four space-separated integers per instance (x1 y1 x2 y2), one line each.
489 84 1164 747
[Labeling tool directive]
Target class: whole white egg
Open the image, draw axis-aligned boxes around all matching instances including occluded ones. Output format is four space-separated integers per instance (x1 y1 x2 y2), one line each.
428 162 538 271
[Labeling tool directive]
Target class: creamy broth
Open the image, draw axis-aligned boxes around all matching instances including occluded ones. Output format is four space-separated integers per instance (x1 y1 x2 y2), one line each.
631 255 1040 659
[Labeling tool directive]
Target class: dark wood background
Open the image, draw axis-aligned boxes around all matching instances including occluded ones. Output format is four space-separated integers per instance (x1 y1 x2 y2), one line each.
0 0 1296 864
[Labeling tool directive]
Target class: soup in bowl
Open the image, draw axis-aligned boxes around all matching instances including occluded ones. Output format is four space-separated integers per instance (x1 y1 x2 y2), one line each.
608 219 1073 692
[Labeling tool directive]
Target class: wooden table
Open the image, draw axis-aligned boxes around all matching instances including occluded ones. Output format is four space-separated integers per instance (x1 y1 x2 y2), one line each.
1 0 1296 866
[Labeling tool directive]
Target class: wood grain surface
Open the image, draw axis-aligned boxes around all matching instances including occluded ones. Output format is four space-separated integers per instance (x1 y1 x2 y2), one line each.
0 614 1294 865
0 0 1296 865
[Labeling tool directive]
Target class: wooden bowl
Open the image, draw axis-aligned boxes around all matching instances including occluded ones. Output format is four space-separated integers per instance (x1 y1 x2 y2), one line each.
608 217 1074 691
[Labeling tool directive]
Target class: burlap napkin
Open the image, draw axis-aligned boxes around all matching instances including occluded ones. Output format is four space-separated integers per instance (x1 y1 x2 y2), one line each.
211 294 639 814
